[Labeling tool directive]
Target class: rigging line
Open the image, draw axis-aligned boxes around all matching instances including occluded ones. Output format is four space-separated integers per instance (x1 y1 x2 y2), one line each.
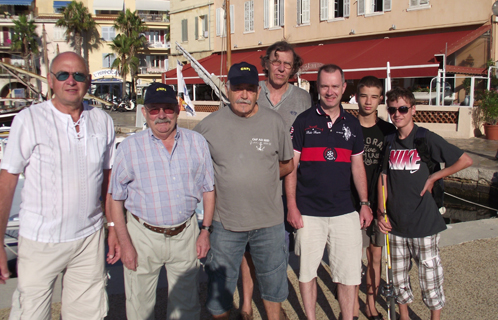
444 192 498 212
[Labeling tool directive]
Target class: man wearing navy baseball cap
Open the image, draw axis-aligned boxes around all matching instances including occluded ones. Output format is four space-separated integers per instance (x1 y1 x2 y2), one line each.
194 62 294 319
109 82 215 319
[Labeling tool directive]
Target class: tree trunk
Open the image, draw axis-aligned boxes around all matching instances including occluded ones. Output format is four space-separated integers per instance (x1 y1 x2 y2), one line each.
74 31 82 56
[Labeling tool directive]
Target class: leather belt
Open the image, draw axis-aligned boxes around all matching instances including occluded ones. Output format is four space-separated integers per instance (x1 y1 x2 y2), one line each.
132 214 187 237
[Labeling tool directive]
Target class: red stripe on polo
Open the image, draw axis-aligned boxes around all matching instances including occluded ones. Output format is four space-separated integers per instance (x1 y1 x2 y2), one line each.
300 147 352 162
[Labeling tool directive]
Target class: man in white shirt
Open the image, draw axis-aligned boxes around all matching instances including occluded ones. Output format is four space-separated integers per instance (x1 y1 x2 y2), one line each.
0 52 119 320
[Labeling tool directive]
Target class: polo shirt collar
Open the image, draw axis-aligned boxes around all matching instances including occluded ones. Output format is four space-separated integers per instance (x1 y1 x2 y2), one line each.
315 103 348 122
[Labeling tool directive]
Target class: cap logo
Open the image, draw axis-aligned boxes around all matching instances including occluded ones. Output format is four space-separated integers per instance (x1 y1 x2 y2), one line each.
240 67 251 71
156 87 168 92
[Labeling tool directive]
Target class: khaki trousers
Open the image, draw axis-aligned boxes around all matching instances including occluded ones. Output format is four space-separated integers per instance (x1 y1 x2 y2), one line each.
125 212 200 320
10 228 108 320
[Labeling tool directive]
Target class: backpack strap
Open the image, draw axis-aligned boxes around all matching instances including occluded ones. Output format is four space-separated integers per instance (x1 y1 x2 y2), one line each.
413 127 437 174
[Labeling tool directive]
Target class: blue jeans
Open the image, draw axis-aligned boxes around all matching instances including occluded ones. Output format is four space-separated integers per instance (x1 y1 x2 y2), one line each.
205 221 288 315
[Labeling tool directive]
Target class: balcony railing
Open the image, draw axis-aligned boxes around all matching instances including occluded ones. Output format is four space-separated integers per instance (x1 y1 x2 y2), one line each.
147 41 170 49
138 13 169 23
138 66 166 74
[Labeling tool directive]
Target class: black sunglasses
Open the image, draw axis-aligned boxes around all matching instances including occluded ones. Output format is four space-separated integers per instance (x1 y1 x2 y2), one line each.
387 106 412 115
51 71 88 83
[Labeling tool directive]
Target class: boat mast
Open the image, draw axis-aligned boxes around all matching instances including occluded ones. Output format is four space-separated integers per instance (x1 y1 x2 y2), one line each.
226 0 231 69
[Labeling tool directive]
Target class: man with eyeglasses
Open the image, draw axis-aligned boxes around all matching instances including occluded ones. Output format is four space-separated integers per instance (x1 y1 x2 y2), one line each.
378 87 472 320
0 52 118 319
238 40 312 320
194 62 294 320
286 64 373 320
108 82 214 320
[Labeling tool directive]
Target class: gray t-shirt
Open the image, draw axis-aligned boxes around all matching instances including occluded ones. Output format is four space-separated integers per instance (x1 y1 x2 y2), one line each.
194 105 294 231
258 80 312 128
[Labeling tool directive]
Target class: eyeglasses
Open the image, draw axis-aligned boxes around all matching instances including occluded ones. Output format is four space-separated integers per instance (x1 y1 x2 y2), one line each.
269 60 292 70
387 106 412 115
51 71 88 83
146 106 175 115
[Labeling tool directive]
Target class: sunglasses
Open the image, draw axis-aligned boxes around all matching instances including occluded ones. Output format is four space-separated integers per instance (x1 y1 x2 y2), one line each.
146 107 175 115
387 106 412 115
51 71 88 82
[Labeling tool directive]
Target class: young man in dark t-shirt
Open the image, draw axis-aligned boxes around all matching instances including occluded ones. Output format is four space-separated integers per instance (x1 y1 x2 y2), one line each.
352 76 396 320
378 87 473 320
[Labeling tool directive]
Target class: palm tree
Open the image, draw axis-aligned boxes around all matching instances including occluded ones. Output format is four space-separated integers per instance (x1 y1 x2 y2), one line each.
56 1 97 56
107 34 139 100
114 9 148 97
11 14 39 73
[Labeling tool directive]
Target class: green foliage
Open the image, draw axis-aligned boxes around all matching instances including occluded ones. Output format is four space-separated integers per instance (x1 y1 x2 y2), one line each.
56 1 98 55
107 34 139 99
11 14 39 71
479 90 498 125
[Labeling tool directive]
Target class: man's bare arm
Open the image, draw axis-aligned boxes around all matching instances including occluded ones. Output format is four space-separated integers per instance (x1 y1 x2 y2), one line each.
102 169 120 264
420 153 473 196
109 198 138 271
279 159 293 178
0 170 19 284
197 189 215 259
285 152 303 229
351 154 373 229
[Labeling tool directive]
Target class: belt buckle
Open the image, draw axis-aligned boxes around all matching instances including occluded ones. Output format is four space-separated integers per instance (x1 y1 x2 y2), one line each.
163 226 176 237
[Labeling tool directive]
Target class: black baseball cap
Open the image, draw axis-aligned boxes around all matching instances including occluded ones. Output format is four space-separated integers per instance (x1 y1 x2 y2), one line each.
227 62 259 86
144 83 177 104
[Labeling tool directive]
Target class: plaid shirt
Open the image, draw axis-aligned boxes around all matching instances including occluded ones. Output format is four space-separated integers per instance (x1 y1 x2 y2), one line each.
109 127 214 226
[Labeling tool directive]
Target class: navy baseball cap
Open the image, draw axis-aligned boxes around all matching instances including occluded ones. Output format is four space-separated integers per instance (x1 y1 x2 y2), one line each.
227 62 259 86
144 83 177 104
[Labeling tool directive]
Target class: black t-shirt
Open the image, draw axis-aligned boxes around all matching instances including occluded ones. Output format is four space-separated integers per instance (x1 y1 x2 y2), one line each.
383 125 464 238
352 119 396 212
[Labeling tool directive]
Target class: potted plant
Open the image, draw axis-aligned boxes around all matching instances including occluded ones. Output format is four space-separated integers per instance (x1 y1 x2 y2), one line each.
479 90 498 140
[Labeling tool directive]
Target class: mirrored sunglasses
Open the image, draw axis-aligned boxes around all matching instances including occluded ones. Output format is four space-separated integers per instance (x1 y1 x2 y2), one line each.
387 106 412 115
51 71 88 83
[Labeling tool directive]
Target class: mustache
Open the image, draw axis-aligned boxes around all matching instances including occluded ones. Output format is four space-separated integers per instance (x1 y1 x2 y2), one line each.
235 99 252 104
154 118 172 125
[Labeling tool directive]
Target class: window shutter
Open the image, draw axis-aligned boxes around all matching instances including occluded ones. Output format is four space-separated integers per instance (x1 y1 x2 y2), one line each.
302 0 310 23
195 17 199 40
279 0 284 26
249 0 254 31
230 5 234 33
358 0 365 15
420 0 429 5
320 0 328 21
410 0 419 6
216 8 221 36
245 1 250 31
264 0 269 28
297 0 301 24
110 27 115 40
344 0 350 17
204 15 209 36
182 19 188 42
384 0 391 11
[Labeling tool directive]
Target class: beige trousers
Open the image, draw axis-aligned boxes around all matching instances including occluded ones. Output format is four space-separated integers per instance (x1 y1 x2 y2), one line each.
125 212 200 320
10 228 108 320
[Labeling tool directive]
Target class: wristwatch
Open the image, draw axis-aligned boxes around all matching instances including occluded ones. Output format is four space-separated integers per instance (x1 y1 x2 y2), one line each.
200 225 213 234
359 201 371 207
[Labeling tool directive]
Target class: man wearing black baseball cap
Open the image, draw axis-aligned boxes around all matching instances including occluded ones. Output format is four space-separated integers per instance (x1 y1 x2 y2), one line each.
109 82 215 319
194 62 294 320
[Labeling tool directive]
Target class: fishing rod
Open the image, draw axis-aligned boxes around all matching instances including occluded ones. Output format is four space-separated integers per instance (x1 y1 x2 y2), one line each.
380 176 396 320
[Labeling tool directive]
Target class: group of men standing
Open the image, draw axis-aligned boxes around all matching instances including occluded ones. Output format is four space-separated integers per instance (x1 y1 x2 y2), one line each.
0 41 472 320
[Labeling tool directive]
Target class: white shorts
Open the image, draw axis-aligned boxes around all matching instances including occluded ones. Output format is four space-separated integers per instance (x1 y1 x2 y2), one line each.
295 212 362 285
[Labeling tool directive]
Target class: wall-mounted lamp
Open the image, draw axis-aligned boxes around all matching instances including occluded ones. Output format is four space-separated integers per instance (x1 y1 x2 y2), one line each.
349 29 355 35
234 44 238 48
390 24 396 30
258 41 262 45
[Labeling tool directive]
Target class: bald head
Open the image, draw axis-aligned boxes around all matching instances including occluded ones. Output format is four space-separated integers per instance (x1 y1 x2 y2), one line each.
50 52 89 74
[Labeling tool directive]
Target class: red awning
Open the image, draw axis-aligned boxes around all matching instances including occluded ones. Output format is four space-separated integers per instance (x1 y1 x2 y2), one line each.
164 25 488 84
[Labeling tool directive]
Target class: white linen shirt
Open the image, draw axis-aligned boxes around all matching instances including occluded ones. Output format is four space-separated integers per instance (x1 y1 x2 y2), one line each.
1 100 115 242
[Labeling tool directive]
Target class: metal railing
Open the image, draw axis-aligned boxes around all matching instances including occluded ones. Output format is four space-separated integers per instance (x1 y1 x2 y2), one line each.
138 13 169 23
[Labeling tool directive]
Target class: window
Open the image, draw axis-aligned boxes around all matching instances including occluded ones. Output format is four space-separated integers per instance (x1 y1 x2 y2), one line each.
102 54 116 68
297 0 310 25
181 19 188 42
409 0 430 9
264 0 284 29
53 1 70 13
244 1 254 32
95 10 121 15
216 5 234 37
358 0 391 15
101 27 116 41
195 15 208 40
320 0 350 20
53 26 66 41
